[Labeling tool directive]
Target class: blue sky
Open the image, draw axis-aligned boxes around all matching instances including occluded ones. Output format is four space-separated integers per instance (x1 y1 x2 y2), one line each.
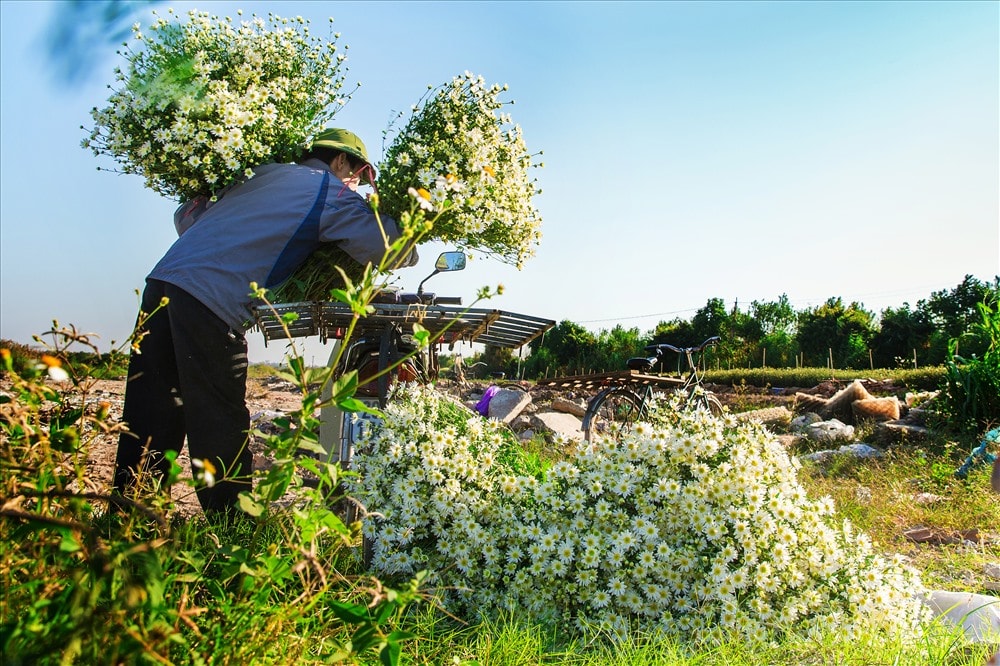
1 1 997 364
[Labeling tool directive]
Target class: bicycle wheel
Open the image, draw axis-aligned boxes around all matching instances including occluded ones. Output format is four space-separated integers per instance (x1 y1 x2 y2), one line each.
687 391 724 417
583 386 646 442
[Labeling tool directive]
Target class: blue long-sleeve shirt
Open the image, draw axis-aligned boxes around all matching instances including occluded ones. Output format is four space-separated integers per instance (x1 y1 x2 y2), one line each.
150 158 414 331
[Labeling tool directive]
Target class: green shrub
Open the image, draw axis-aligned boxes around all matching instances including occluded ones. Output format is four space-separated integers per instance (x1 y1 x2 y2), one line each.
939 298 1000 432
1 338 129 381
64 349 130 379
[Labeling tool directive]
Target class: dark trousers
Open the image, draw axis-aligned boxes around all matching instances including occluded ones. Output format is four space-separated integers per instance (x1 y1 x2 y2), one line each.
113 280 252 513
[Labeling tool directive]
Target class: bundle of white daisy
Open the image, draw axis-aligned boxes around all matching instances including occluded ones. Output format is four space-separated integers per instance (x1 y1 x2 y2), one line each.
351 386 931 645
376 72 543 268
83 8 349 201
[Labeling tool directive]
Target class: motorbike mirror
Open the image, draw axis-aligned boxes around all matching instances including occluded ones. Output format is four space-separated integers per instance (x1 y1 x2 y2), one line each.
435 251 467 272
418 251 466 295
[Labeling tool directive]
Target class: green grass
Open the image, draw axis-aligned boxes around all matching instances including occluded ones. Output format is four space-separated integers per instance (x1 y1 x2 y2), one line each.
364 611 995 665
798 446 1000 594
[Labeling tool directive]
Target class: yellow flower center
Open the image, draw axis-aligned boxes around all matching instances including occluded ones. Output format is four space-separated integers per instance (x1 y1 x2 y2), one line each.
41 354 62 368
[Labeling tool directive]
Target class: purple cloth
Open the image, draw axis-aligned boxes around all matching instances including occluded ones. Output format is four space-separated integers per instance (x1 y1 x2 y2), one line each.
475 385 501 416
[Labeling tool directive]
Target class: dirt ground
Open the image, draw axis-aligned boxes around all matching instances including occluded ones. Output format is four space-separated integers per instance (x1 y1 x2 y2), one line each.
66 375 305 517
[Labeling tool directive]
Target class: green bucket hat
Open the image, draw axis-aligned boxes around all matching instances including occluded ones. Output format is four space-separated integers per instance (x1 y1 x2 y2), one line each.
312 128 375 184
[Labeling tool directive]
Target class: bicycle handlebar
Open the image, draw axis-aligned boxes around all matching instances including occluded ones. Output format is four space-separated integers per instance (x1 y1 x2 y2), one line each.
644 336 720 356
625 336 720 374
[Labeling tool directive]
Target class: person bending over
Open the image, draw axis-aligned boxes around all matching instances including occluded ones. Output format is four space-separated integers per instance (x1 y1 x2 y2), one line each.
113 128 417 514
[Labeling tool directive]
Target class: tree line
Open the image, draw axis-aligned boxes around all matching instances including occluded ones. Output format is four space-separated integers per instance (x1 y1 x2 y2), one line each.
475 275 999 379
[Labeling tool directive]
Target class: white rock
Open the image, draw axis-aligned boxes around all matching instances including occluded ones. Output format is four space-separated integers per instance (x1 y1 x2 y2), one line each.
531 411 584 440
801 443 883 464
551 396 587 417
838 443 883 458
487 388 532 424
805 418 855 443
250 409 285 422
791 412 823 431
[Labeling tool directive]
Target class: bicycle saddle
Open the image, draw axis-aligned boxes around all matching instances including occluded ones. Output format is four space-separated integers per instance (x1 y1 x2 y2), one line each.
626 355 658 372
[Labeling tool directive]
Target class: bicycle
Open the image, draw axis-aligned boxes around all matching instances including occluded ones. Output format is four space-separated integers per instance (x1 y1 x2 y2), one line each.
582 336 724 442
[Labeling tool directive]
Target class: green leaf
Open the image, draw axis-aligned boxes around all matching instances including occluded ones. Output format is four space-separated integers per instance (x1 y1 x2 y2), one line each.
327 600 371 625
163 449 184 483
273 370 301 385
380 639 401 666
237 494 264 517
337 397 383 417
301 368 327 400
51 407 84 428
412 323 430 348
329 288 351 304
296 438 326 455
350 625 380 653
330 370 358 403
281 312 300 324
318 509 352 538
50 425 81 453
373 601 396 625
57 528 81 553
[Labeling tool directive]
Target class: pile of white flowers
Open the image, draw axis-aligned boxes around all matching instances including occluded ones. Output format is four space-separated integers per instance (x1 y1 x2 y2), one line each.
351 386 931 644
376 72 543 268
83 9 348 201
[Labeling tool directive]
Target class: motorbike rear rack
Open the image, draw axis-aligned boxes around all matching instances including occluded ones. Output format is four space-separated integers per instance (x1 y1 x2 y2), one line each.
252 301 555 350
535 371 686 392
